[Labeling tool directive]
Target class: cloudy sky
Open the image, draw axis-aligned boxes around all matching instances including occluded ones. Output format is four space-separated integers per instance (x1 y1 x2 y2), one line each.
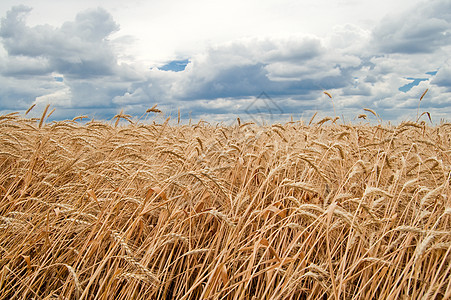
0 0 450 124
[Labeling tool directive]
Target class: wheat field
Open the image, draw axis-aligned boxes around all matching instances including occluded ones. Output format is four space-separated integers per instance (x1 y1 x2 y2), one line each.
0 109 450 299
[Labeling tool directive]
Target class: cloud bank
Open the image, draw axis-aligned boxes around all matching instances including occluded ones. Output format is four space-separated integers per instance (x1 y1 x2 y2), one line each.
0 1 450 123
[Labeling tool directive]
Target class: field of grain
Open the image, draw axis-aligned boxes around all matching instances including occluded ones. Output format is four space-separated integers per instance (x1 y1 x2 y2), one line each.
0 110 450 299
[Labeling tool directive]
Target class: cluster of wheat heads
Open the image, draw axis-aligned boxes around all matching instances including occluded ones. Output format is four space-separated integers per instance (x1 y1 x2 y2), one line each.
0 111 450 299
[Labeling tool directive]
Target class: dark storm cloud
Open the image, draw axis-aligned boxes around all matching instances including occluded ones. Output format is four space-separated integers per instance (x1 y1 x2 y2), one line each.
2 56 52 77
180 63 272 100
167 37 354 103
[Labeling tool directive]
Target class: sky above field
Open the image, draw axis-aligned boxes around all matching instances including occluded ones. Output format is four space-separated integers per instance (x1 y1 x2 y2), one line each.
0 0 450 123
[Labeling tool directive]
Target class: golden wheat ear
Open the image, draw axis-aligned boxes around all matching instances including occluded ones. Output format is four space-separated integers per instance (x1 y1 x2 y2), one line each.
25 103 36 115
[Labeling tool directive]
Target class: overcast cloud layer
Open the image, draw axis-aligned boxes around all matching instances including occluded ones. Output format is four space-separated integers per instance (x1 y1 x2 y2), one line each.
0 0 450 123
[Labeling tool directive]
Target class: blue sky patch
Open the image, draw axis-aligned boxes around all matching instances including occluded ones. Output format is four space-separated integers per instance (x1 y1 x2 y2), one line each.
159 59 190 72
398 77 427 92
398 71 438 92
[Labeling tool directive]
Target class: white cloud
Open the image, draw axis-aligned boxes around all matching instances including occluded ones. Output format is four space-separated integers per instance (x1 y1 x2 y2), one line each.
432 62 451 89
372 0 451 54
0 5 119 78
265 62 341 82
0 5 146 118
35 85 72 107
327 24 371 54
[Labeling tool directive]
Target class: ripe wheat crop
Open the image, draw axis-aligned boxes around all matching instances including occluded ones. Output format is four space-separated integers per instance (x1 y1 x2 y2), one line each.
0 111 450 299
